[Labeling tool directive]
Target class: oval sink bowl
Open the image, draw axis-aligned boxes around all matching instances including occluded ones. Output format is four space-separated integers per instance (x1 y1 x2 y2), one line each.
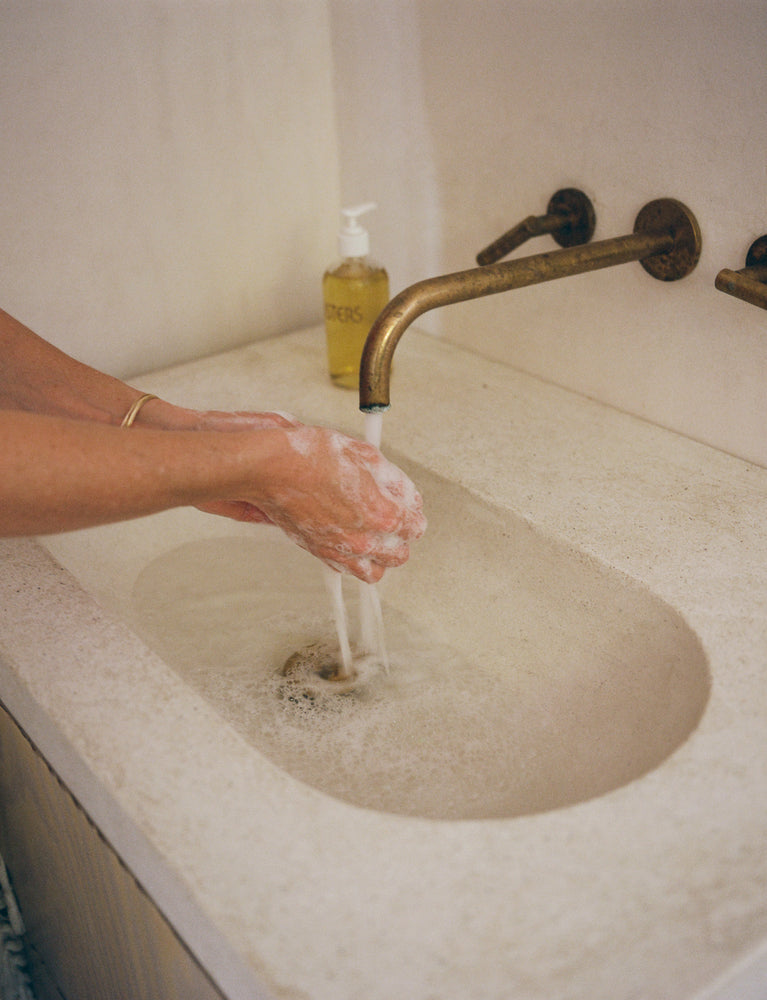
128 462 709 821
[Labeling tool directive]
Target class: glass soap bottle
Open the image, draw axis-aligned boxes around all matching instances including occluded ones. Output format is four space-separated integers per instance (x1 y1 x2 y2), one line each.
323 203 390 389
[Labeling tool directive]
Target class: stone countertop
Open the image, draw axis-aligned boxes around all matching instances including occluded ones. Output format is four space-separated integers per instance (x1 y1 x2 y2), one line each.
1 327 766 1000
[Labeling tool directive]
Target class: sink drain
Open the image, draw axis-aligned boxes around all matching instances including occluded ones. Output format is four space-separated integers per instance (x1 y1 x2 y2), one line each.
279 643 381 700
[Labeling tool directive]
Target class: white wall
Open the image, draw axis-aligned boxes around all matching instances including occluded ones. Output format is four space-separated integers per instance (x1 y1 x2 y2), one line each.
0 1 339 378
330 0 767 467
2 1 765 465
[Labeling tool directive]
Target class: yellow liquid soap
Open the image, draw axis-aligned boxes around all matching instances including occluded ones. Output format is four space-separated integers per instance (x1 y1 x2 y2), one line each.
323 259 389 389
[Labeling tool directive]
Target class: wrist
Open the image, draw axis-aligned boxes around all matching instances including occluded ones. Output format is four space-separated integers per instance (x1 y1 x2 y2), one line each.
123 395 202 431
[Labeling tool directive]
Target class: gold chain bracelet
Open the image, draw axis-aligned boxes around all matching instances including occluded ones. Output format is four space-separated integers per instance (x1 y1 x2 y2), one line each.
120 393 158 428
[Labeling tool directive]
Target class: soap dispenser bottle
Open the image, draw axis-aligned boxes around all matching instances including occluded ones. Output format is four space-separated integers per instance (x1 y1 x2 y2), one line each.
323 203 390 389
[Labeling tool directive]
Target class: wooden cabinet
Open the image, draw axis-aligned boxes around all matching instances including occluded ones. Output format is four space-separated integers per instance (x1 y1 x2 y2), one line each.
0 703 226 1000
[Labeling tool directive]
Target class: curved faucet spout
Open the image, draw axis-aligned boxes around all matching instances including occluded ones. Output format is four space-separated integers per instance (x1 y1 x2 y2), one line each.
359 198 700 412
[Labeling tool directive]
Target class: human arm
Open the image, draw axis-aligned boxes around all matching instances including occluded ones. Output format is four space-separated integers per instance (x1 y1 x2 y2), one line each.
0 307 425 579
0 410 425 582
0 306 305 524
0 307 288 434
0 306 164 424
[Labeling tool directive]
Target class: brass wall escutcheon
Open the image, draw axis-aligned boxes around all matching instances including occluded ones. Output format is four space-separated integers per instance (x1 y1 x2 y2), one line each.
634 199 702 282
745 235 767 270
547 188 598 248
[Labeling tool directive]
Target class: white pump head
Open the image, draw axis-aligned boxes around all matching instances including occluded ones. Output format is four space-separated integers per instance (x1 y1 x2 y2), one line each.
338 202 377 258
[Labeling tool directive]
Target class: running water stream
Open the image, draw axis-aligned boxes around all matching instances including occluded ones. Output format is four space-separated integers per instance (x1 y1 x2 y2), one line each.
321 411 389 680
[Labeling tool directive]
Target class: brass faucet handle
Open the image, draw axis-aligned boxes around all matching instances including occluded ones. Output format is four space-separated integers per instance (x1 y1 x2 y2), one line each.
715 235 767 311
476 188 596 265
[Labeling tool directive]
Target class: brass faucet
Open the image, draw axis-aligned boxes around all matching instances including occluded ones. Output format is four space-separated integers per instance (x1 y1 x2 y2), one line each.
359 198 701 412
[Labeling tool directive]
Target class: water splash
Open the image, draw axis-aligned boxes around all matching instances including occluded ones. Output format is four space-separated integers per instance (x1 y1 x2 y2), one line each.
322 564 354 678
324 408 390 676
363 410 383 449
357 577 390 672
358 410 389 669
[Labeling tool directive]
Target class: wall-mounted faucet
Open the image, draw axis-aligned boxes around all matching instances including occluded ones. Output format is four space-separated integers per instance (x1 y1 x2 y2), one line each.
715 236 767 311
475 188 596 265
359 198 702 412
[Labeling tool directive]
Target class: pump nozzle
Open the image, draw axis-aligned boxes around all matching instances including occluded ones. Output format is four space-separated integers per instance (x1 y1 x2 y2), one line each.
339 202 377 257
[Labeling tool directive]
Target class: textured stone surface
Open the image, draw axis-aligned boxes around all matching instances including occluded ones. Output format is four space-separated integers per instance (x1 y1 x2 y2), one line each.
2 327 766 1000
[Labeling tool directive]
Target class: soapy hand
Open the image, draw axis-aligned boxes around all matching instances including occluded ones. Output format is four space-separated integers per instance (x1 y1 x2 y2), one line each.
145 402 297 435
147 405 299 525
248 425 426 583
135 400 425 580
189 409 303 526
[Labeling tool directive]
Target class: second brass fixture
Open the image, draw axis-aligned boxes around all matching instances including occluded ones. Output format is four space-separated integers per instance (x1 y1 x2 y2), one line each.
715 236 767 311
359 198 702 412
476 188 596 265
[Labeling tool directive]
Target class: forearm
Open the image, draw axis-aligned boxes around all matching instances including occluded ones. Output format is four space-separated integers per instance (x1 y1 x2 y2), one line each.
0 410 425 582
0 308 167 426
0 410 265 535
0 310 305 439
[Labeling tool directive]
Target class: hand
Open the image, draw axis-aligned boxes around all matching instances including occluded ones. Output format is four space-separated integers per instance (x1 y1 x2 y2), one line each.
248 425 426 582
134 400 426 580
188 409 301 525
141 402 299 524
137 398 297 434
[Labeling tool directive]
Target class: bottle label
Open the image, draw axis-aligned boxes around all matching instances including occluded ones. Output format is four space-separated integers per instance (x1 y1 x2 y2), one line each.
325 302 364 324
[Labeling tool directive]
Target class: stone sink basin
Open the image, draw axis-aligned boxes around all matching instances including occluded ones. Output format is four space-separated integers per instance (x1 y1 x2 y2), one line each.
41 461 708 823
2 327 766 1000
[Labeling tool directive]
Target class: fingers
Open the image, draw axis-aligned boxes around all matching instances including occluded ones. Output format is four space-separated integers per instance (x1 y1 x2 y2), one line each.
292 430 426 581
195 500 274 524
141 407 422 582
296 510 424 582
348 557 385 584
356 448 427 542
195 410 300 432
384 488 427 541
317 556 385 585
196 422 427 584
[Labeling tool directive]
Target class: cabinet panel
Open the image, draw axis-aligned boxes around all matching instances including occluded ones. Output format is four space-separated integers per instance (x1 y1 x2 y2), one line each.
0 702 226 1000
